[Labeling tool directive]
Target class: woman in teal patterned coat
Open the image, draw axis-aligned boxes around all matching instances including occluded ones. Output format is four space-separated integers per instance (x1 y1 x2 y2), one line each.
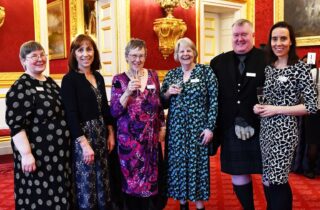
160 37 218 210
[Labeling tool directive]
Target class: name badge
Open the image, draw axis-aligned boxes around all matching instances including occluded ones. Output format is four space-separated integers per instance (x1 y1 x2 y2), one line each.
147 84 155 89
246 72 256 77
191 78 200 83
36 87 44 91
278 76 288 82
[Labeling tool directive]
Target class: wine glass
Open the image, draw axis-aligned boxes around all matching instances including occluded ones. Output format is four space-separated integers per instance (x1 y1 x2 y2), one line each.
256 86 265 104
133 69 142 96
172 80 183 107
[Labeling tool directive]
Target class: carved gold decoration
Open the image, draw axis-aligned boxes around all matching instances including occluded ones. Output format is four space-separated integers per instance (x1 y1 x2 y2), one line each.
69 0 85 40
154 18 187 59
0 6 5 28
153 0 194 59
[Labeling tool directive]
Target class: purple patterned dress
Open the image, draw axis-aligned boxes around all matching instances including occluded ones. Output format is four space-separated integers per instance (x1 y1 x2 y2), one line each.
110 69 165 197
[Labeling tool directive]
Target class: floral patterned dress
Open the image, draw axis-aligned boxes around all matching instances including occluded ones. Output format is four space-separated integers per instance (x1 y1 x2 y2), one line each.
160 64 218 201
110 70 165 197
73 85 111 209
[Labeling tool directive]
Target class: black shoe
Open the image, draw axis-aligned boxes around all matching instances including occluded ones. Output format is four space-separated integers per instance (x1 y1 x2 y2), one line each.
304 171 316 179
180 202 189 210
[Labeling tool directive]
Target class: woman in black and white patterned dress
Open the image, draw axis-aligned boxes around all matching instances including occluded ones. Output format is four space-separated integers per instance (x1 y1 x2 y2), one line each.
254 22 318 210
5 41 73 209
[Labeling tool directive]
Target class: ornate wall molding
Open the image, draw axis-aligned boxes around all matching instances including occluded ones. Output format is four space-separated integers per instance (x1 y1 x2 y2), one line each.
153 0 194 59
0 72 23 88
226 0 254 23
69 0 85 40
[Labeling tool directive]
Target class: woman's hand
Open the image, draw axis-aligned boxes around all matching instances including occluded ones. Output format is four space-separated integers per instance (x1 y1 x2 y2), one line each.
159 127 166 142
253 104 279 117
79 137 95 165
163 84 182 99
107 135 115 153
200 129 213 145
107 125 115 153
12 130 36 173
168 84 182 95
126 79 141 95
21 153 36 173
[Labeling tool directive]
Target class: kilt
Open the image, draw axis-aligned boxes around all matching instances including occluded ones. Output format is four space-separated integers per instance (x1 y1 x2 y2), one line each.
220 126 262 174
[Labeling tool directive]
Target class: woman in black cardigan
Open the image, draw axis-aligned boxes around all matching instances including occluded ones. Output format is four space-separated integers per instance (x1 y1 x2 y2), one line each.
61 34 115 210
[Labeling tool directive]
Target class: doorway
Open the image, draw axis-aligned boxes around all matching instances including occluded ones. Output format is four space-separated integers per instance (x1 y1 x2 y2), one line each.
199 0 246 64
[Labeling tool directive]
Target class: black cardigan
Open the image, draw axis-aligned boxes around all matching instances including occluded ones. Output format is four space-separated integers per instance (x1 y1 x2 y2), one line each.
61 70 113 139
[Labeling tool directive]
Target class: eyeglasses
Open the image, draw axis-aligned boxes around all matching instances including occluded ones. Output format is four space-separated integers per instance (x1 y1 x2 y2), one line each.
26 54 47 61
128 54 146 60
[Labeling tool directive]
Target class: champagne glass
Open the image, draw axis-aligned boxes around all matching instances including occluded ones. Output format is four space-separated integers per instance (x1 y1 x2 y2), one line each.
317 84 320 109
256 86 265 104
172 80 183 107
133 69 142 96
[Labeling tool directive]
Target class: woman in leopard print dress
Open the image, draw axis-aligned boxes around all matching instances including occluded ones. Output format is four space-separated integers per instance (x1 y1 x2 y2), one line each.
254 22 318 210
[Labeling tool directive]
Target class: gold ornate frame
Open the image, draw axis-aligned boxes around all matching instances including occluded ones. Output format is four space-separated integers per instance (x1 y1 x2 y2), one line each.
47 0 67 59
69 0 85 40
274 0 320 46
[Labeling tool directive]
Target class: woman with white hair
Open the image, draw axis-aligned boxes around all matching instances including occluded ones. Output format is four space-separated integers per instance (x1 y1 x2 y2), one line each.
161 37 218 210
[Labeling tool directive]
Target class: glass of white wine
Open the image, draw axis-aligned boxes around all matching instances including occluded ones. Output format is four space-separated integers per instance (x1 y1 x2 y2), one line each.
172 80 183 107
133 69 142 96
256 86 265 104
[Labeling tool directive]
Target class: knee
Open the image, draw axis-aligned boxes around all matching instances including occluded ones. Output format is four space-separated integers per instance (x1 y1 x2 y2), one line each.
231 174 252 185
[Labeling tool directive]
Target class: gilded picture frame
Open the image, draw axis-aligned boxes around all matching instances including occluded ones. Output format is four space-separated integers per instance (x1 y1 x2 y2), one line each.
47 0 67 59
274 0 320 46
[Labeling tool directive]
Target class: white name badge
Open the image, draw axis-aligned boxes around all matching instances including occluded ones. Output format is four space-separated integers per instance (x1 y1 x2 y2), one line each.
190 78 200 83
278 76 288 82
246 72 256 77
36 87 44 91
147 84 155 89
307 52 316 65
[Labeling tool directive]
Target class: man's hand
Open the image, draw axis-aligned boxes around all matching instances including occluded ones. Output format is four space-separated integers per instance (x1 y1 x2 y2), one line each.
235 125 255 140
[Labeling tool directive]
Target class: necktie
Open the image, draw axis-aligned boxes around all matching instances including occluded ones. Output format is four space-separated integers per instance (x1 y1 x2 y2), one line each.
238 55 246 75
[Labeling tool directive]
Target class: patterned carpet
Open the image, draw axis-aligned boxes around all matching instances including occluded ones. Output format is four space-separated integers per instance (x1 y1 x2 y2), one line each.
1 153 320 210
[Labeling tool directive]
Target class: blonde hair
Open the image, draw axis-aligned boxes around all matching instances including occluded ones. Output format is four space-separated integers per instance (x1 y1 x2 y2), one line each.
232 19 253 32
173 37 198 62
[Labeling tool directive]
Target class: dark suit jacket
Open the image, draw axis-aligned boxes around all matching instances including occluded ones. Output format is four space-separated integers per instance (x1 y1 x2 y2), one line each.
210 47 266 132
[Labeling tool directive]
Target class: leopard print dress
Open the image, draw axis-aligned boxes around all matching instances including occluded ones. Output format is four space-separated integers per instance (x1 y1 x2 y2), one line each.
260 61 317 184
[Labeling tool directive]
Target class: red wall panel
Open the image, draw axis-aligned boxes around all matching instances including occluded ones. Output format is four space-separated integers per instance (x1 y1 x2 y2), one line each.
0 0 34 72
130 0 196 71
255 0 320 62
254 0 273 48
0 0 70 74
